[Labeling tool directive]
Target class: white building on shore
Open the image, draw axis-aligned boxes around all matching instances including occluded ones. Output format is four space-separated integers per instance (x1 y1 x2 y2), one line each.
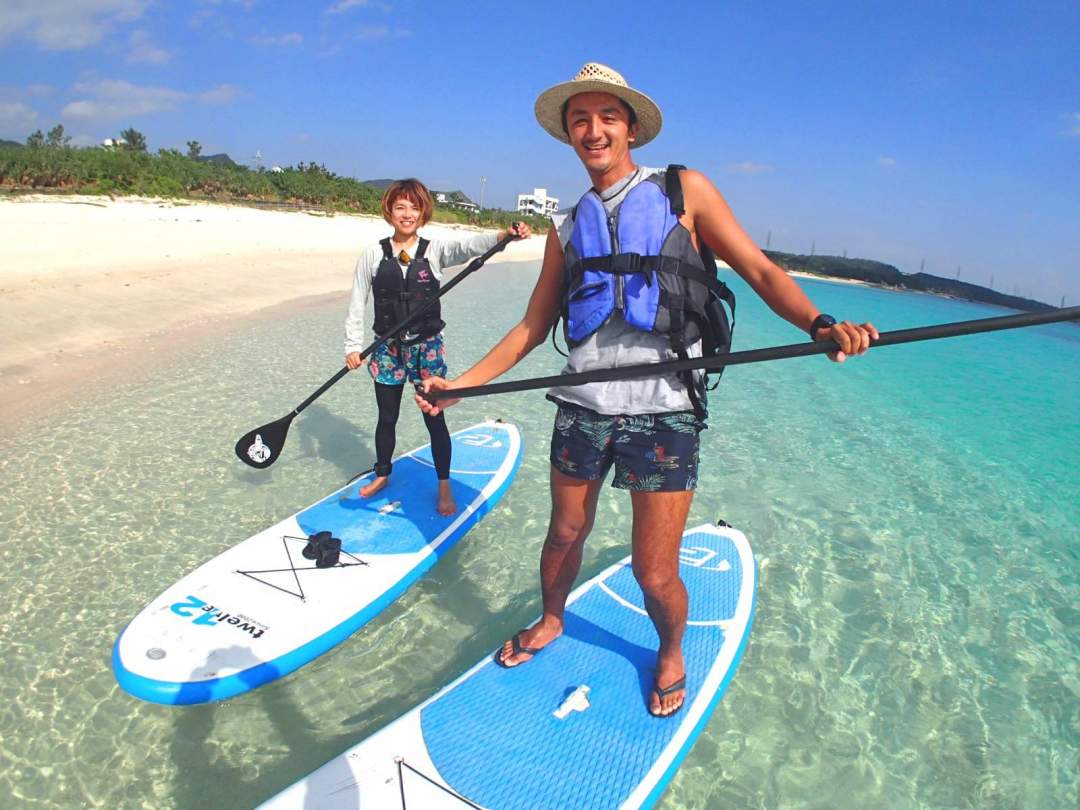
433 190 479 213
517 188 559 217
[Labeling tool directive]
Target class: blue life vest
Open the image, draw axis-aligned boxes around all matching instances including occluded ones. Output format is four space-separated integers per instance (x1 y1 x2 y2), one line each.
560 165 736 411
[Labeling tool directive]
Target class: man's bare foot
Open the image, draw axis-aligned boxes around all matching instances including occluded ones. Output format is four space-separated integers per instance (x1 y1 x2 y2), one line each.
436 480 457 516
494 617 563 668
359 476 389 498
649 651 686 717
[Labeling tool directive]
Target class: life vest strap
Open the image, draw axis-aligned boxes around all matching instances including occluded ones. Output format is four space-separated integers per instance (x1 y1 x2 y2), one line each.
578 252 654 279
665 164 688 215
379 237 430 261
663 261 737 311
575 253 734 306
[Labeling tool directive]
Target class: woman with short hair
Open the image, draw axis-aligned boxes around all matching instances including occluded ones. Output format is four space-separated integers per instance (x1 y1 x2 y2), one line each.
344 178 529 514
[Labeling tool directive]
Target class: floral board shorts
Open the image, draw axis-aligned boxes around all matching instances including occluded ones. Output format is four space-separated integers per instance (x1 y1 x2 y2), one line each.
367 334 448 385
549 401 705 492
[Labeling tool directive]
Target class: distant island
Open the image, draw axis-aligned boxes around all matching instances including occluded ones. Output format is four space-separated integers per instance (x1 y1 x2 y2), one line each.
764 251 1055 313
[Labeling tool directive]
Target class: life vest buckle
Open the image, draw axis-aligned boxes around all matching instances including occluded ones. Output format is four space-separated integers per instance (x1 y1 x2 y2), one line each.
609 253 642 275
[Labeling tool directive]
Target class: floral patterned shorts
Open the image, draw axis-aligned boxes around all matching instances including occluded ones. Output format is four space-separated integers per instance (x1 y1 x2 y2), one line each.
549 401 705 492
367 334 448 385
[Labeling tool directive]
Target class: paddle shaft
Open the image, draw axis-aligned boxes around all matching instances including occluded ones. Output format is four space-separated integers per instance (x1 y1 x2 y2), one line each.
287 234 514 417
432 305 1080 401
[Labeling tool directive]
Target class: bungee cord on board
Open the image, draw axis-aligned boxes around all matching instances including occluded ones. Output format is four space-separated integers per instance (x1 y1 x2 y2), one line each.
395 757 483 809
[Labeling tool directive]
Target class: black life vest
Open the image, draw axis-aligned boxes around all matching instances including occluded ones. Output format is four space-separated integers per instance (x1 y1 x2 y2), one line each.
559 165 736 414
371 237 444 345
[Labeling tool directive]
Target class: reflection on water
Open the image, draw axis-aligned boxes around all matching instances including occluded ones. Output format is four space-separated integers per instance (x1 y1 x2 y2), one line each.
0 264 1076 808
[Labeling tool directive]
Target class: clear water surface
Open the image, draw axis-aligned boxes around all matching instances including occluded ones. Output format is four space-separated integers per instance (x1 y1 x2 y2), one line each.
0 264 1076 809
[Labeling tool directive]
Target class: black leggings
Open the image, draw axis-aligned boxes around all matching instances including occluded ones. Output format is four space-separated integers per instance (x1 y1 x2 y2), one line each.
372 382 451 480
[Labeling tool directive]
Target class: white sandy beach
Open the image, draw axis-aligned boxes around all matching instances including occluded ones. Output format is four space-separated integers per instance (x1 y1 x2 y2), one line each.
787 269 867 286
0 195 545 424
0 195 874 427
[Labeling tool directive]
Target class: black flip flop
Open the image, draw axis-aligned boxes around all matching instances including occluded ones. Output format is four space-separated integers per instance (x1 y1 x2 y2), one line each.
314 536 341 568
493 629 545 669
302 531 331 560
302 531 341 568
650 675 687 718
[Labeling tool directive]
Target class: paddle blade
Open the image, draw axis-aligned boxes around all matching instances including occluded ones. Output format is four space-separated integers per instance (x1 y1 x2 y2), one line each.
235 413 295 469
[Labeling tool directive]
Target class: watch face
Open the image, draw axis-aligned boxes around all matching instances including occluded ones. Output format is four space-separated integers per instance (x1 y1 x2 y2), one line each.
812 314 837 337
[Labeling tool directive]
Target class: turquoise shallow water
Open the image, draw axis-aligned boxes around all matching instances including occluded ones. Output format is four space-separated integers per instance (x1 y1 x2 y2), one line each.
0 263 1077 809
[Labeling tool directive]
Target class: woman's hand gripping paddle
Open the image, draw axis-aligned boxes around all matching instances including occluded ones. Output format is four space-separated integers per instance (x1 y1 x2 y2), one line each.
235 234 515 468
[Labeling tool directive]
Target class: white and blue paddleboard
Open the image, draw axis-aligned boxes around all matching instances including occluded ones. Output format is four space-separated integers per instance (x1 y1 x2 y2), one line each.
262 522 755 809
113 420 522 705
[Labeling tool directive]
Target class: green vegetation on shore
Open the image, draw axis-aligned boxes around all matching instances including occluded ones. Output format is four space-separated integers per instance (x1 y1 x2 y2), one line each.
0 135 549 233
764 250 1054 313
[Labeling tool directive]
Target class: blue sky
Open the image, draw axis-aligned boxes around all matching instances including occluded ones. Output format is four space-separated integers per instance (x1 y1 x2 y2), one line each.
1 0 1077 303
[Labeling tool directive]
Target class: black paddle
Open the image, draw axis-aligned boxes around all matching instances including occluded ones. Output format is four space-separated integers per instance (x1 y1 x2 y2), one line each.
235 234 515 468
423 305 1080 402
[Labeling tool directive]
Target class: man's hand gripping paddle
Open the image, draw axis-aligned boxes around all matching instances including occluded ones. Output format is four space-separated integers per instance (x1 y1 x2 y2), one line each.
235 234 514 469
420 306 1080 404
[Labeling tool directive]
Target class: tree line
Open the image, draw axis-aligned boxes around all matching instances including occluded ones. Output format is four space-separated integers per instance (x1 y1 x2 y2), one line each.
2 125 549 232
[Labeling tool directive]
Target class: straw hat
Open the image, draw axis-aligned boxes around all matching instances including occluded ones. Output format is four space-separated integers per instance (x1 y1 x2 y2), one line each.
534 62 662 149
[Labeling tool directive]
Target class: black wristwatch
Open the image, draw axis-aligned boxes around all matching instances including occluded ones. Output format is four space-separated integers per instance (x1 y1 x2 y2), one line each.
809 313 837 339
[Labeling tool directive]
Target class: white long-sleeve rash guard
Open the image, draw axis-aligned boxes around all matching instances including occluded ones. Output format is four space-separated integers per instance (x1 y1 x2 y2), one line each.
343 231 500 354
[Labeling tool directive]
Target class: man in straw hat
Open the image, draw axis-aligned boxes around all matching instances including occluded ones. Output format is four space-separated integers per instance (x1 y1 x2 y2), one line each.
419 63 877 716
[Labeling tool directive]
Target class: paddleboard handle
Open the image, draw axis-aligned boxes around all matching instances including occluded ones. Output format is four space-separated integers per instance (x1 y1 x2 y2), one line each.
554 684 592 719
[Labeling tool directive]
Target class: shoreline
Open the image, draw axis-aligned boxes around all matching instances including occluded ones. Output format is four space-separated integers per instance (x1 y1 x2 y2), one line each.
3 194 1036 430
0 195 544 429
1 289 347 432
786 269 868 287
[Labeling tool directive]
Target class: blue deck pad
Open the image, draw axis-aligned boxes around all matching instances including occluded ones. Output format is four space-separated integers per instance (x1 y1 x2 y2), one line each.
604 533 744 625
296 428 505 555
420 528 745 810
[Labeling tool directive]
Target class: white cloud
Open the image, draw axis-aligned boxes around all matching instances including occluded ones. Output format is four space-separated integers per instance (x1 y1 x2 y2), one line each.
60 79 243 121
190 0 257 29
62 79 187 120
198 84 242 105
0 0 147 50
249 32 303 46
356 24 410 40
726 161 774 175
878 156 897 167
126 29 172 64
0 101 39 132
0 83 52 101
188 9 215 28
326 0 371 14
356 24 389 39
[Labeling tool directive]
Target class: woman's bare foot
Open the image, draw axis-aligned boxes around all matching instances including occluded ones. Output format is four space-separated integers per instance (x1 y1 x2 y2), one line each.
436 479 457 516
359 475 389 498
494 616 563 668
649 650 686 717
